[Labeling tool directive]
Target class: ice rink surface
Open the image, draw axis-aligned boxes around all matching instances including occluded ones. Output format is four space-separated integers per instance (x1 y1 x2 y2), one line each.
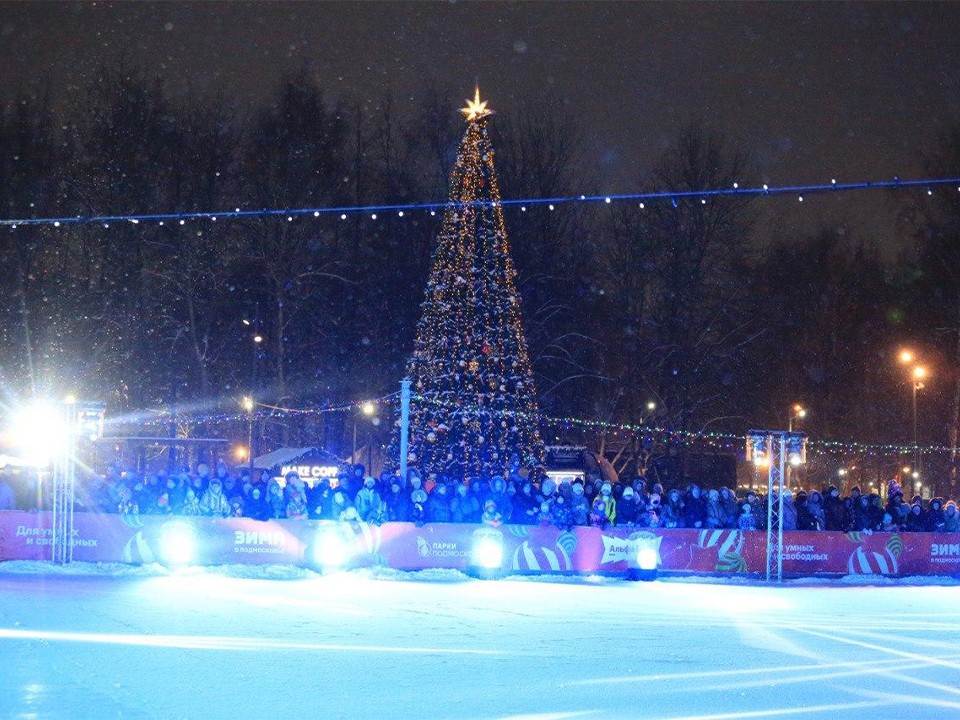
1 563 959 719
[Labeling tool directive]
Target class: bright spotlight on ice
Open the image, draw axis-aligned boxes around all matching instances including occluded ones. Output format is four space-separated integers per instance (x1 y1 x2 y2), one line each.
159 522 197 567
627 537 660 581
471 537 504 570
636 546 659 571
313 528 351 570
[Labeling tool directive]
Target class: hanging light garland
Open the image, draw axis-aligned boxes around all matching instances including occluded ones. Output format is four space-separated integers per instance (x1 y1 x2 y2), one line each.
120 393 956 459
2 176 958 229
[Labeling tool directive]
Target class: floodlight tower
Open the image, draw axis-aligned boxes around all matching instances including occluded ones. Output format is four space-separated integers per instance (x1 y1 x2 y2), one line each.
746 430 807 583
51 398 106 564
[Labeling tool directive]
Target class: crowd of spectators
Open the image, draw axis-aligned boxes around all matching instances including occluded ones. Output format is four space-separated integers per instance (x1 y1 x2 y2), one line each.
2 461 957 534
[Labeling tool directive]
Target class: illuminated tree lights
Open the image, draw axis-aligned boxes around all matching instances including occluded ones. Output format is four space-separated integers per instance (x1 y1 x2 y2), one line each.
397 90 544 479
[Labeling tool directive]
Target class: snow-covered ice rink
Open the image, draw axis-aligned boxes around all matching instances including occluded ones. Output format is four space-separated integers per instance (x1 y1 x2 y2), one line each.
1 564 959 719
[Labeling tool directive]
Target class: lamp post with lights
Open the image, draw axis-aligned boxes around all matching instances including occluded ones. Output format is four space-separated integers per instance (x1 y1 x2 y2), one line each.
353 402 377 467
898 350 927 487
241 396 255 478
788 404 806 432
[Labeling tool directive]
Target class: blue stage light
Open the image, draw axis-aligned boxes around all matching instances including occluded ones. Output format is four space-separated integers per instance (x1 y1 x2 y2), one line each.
159 522 197 567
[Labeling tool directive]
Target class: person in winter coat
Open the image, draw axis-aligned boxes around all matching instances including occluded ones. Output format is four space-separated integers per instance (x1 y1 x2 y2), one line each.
569 481 590 526
886 491 910 528
116 484 138 517
738 502 759 531
410 487 427 526
641 492 662 528
588 496 609 528
551 488 575 530
513 481 540 524
181 487 201 516
134 473 160 514
719 487 739 529
582 480 597 505
384 479 412 522
451 481 480 523
824 485 844 531
481 499 503 527
926 498 946 533
841 496 856 533
943 501 960 532
199 477 230 517
683 484 708 529
425 482 453 523
598 482 616 526
805 491 826 531
535 500 555 526
328 490 354 522
880 512 899 532
775 490 798 531
243 485 270 521
795 491 815 531
661 489 685 528
616 486 640 527
354 477 384 523
285 488 309 520
852 495 875 532
706 489 723 529
745 490 765 530
488 476 513 523
904 502 926 532
163 475 187 514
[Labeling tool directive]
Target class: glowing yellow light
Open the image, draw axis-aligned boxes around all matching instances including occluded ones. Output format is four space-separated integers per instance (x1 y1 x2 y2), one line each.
461 87 492 122
899 350 914 364
241 396 254 413
362 402 376 416
913 366 926 380
234 446 248 461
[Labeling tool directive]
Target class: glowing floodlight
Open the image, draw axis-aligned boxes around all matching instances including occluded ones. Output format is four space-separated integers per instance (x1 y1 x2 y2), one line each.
159 521 198 567
312 526 352 571
746 431 768 467
627 535 661 581
636 545 659 571
472 536 504 570
9 402 70 467
468 528 505 578
786 433 807 466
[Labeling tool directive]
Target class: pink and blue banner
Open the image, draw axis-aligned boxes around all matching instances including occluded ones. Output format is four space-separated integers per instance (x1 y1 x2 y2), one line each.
0 512 958 577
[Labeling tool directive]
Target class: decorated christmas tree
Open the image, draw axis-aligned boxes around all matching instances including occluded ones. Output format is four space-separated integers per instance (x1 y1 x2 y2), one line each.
402 89 544 480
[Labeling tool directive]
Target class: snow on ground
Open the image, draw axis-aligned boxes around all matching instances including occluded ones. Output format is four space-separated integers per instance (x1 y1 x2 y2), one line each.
1 563 959 719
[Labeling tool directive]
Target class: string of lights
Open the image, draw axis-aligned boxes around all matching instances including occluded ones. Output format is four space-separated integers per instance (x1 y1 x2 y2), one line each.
3 176 958 229
124 395 955 458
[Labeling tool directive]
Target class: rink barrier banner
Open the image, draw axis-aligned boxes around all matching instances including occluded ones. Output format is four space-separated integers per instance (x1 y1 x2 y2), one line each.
1 512 958 577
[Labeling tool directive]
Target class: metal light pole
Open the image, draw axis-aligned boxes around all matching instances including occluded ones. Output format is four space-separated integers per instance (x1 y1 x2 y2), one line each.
788 404 806 432
352 402 376 466
911 366 926 487
747 429 807 583
399 379 411 482
242 396 255 477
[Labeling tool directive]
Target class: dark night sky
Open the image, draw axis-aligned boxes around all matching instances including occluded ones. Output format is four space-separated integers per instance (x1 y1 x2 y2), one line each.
2 1 959 249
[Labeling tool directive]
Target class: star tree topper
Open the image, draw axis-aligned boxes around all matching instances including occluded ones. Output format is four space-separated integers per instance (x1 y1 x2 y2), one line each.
461 87 492 122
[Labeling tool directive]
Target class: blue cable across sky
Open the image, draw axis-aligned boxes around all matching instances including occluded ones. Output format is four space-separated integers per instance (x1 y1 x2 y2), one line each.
2 176 958 228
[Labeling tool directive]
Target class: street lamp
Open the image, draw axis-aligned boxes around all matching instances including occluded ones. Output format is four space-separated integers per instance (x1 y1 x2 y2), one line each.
911 365 926 483
897 351 927 489
241 396 255 477
788 404 806 432
352 402 378 468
